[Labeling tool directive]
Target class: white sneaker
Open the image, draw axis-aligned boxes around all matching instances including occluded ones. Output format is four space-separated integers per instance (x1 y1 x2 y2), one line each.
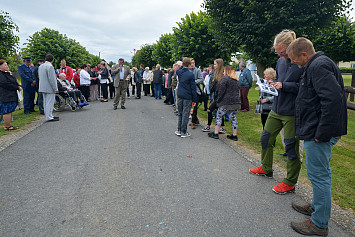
181 132 191 138
175 130 181 136
219 127 226 134
202 126 210 132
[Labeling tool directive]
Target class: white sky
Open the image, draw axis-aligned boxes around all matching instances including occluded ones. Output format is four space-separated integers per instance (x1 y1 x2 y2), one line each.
2 0 354 63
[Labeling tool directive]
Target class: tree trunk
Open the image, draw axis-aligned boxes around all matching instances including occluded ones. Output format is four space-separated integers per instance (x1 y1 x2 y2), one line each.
256 62 266 78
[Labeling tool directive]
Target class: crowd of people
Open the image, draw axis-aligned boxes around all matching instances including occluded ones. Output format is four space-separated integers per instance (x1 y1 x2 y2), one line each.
0 29 348 236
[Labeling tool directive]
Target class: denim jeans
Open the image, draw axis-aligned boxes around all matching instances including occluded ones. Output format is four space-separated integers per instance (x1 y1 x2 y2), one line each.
154 83 161 99
177 98 192 134
305 137 338 229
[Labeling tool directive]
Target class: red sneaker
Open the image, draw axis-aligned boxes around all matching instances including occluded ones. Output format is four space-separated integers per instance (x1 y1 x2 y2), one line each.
272 181 295 194
249 166 273 178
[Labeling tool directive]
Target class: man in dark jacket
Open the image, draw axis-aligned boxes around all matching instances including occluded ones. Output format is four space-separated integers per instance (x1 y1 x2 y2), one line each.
33 59 45 114
175 58 197 138
287 38 347 236
18 57 36 114
135 64 144 99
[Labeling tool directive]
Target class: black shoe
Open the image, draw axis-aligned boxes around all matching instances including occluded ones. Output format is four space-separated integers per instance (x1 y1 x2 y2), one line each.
47 117 59 122
113 106 118 110
24 111 31 114
208 132 219 139
280 152 288 156
30 110 37 112
121 105 126 109
227 134 238 141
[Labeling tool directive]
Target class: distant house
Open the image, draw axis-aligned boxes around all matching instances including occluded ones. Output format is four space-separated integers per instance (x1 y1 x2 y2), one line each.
338 61 355 68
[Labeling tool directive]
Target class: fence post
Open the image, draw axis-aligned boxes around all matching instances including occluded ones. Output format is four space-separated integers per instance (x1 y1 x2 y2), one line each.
351 71 355 101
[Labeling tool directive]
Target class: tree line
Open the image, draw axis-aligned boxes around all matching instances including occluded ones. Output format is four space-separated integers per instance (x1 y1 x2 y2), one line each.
1 0 355 74
132 0 354 74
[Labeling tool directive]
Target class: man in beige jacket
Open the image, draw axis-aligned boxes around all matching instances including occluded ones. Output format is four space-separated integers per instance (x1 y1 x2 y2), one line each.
112 58 131 109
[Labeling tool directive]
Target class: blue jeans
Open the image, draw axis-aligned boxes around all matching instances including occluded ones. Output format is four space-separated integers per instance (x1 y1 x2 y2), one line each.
153 83 161 99
177 98 192 134
304 137 339 229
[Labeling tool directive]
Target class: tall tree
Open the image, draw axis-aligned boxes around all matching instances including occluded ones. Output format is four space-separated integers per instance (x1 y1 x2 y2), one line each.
311 16 355 64
23 28 101 68
0 11 20 57
152 33 174 68
132 44 157 68
203 0 352 74
172 11 231 67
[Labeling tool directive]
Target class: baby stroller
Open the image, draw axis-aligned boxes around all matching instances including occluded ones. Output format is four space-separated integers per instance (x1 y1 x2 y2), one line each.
54 90 88 112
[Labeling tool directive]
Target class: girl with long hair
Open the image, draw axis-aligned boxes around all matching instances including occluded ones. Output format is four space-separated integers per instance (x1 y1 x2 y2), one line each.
208 66 241 141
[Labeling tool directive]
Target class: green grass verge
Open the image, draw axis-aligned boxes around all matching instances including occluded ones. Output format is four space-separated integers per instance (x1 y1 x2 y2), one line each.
198 75 354 210
0 106 42 137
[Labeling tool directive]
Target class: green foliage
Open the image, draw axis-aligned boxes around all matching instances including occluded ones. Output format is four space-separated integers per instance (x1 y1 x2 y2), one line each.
312 16 355 63
172 11 231 67
203 0 352 69
152 33 174 68
1 54 22 73
0 11 20 57
132 44 157 68
23 28 101 69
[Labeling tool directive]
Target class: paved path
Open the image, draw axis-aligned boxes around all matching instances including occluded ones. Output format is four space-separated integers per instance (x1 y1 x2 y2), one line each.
0 96 351 236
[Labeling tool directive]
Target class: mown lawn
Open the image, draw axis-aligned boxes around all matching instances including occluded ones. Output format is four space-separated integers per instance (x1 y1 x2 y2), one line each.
0 106 42 137
198 75 354 210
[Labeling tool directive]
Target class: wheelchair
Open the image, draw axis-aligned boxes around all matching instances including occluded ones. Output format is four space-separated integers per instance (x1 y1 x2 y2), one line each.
54 90 86 112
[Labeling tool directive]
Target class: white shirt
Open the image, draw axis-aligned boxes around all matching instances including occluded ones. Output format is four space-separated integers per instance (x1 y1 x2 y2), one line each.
119 65 124 80
80 69 91 86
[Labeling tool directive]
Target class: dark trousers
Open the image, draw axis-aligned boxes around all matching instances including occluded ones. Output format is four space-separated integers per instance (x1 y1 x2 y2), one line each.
191 95 201 124
23 90 36 113
131 85 136 96
81 86 90 101
143 84 150 96
164 88 174 104
37 92 44 114
151 84 155 97
207 100 224 126
101 83 108 99
109 82 115 99
261 113 269 129
240 86 251 111
203 94 209 110
136 83 142 98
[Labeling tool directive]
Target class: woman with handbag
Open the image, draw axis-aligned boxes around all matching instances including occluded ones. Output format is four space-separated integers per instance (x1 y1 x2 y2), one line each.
0 60 22 131
255 68 276 129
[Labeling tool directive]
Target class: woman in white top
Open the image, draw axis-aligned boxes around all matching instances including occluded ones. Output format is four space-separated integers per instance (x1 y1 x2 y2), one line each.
79 64 91 101
142 67 151 96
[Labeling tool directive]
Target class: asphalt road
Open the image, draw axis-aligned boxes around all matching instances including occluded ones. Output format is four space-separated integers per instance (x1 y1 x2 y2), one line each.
0 95 351 236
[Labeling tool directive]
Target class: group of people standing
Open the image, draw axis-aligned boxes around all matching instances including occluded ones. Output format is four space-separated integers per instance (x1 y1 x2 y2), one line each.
0 28 348 236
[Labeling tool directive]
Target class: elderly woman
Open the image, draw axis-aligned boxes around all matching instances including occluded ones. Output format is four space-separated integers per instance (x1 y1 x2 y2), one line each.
79 64 91 101
0 60 22 130
58 73 88 106
255 67 276 129
142 67 151 96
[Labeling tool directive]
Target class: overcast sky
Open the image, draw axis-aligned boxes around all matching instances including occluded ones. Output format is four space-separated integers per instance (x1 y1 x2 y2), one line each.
2 1 354 64
2 0 204 63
